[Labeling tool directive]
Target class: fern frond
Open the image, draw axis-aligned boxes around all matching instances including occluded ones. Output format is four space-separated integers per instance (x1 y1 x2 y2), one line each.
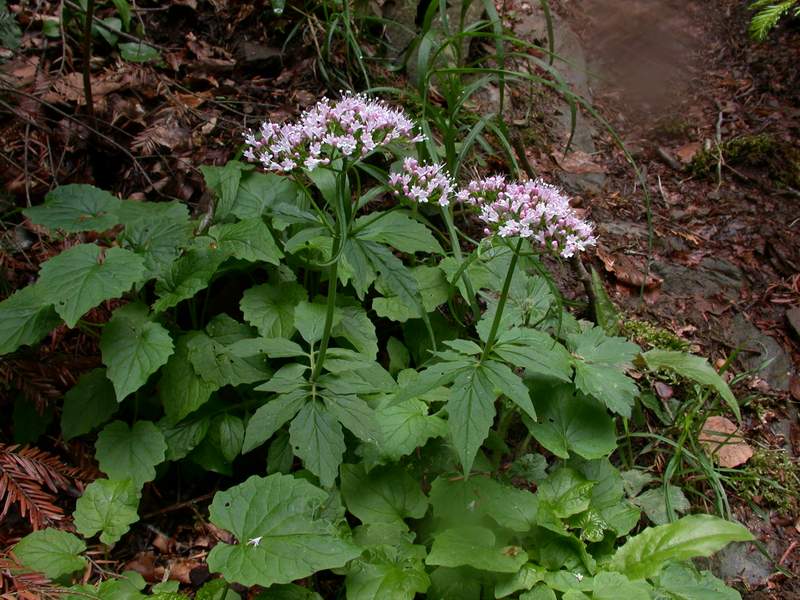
748 0 798 41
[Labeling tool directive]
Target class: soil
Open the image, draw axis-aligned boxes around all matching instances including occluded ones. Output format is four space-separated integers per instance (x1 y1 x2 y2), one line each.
0 0 798 597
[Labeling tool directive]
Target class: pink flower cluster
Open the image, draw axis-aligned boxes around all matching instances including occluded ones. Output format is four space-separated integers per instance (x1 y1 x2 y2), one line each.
457 176 596 258
243 93 424 172
388 158 454 206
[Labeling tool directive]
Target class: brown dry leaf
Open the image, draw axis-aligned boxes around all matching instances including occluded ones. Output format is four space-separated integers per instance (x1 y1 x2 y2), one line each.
557 150 605 174
699 416 753 468
166 559 202 584
654 381 673 400
674 142 702 164
596 246 663 290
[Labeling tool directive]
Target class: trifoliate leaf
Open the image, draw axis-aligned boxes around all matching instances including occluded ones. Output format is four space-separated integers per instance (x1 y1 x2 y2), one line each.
95 420 166 489
240 282 307 338
23 184 121 233
73 479 140 545
0 284 61 355
230 170 302 220
100 303 174 401
118 41 161 63
61 368 118 440
13 529 86 579
38 244 145 327
207 474 360 587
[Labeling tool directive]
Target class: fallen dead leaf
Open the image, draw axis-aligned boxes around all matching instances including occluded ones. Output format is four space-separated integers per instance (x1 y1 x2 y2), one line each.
674 142 702 164
699 416 753 468
597 246 663 290
654 381 673 400
557 150 605 174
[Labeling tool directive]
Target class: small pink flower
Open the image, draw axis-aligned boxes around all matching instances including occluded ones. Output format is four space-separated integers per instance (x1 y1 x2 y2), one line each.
388 157 454 207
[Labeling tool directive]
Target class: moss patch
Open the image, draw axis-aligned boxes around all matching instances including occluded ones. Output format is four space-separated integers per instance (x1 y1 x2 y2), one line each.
621 319 689 351
733 447 800 513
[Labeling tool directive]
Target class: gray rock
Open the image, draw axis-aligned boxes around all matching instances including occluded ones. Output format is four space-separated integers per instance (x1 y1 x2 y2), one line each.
726 313 794 391
708 542 773 587
787 306 800 340
652 258 743 302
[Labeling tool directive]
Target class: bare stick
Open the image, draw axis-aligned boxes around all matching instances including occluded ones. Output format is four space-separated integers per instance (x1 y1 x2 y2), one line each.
82 0 96 126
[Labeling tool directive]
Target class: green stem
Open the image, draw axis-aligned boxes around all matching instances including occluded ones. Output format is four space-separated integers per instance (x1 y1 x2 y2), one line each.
442 206 480 321
480 237 523 362
310 252 339 383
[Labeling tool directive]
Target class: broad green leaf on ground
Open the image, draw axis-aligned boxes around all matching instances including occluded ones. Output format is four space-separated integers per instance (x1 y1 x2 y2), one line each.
609 514 754 580
116 199 190 224
186 317 269 387
621 469 654 498
448 365 497 475
61 368 118 440
159 415 211 461
73 478 140 545
206 218 283 265
95 420 167 488
373 265 448 322
153 248 227 313
428 567 484 600
121 211 193 280
63 571 147 600
641 349 740 421
200 161 249 220
207 473 360 587
537 468 594 519
159 333 220 423
288 401 345 487
340 463 428 525
0 284 60 355
632 485 690 525
242 389 307 453
426 526 528 573
345 559 429 600
210 414 245 462
652 562 741 600
24 184 122 233
527 384 616 460
332 304 378 360
13 529 86 579
429 476 538 533
353 210 443 254
37 244 145 327
240 282 307 338
519 584 557 600
118 41 161 63
294 301 335 345
491 329 572 382
494 563 548 598
195 579 243 600
591 572 651 600
254 584 323 599
573 459 640 538
230 170 302 220
100 303 174 400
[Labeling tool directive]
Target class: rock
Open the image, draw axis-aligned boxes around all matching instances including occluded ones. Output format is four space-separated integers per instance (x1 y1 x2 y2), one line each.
786 306 800 339
653 258 743 302
708 542 773 587
727 313 794 391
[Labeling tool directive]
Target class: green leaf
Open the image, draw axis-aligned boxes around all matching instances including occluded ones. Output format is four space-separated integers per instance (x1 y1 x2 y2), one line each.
428 567 484 600
207 218 283 265
62 368 118 440
13 529 86 579
242 390 307 453
538 467 594 519
230 171 301 220
353 210 443 254
481 359 536 420
159 333 220 423
121 209 193 280
393 359 471 403
110 0 131 28
526 384 616 460
100 303 174 400
346 560 429 600
590 267 620 335
519 584 557 600
573 362 639 417
609 514 754 580
340 239 378 298
492 329 573 382
340 463 428 525
591 572 651 600
186 318 270 387
641 349 740 421
365 242 427 324
267 431 294 475
289 401 345 487
294 301 335 345
207 474 360 587
195 579 242 600
632 485 690 525
159 415 210 461
118 41 161 63
332 304 378 361
240 283 307 338
254 584 322 599
23 184 121 233
95 420 167 489
448 365 497 475
426 526 528 573
201 161 249 221
373 265 448 322
361 397 447 464
652 562 741 600
211 414 245 462
38 244 145 328
0 284 61 355
495 563 547 598
73 478 140 545
387 338 409 375
153 248 227 313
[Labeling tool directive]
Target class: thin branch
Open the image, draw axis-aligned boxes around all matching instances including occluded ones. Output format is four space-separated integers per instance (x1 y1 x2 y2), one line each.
82 0 96 126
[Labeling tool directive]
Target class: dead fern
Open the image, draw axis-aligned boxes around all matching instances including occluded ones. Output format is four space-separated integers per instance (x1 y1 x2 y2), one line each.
0 444 92 530
0 554 61 599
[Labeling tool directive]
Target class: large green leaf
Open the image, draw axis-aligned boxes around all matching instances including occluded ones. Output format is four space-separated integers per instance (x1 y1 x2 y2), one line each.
591 572 651 600
364 242 428 324
294 301 334 345
95 420 167 489
491 329 572 382
159 415 211 461
331 304 378 360
537 468 594 519
159 333 220 423
481 359 536 420
448 365 497 475
153 249 227 313
200 161 249 220
360 397 447 464
353 210 443 254
652 562 741 600
288 401 345 487
206 218 283 265
37 244 145 327
527 384 616 460
242 389 307 453
24 184 122 233
121 210 193 280
0 284 61 355
641 349 740 420
100 303 174 400
632 485 690 525
345 559 429 600
73 478 140 545
207 474 360 587
373 265 448 323
340 463 428 525
240 282 307 338
231 171 302 220
426 526 528 573
210 414 245 462
609 514 754 580
13 529 86 579
61 368 118 440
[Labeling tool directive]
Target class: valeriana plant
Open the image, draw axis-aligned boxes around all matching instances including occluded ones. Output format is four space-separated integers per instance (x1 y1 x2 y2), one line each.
2 93 752 599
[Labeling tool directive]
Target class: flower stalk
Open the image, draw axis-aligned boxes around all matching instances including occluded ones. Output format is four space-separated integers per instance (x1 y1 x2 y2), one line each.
480 237 524 362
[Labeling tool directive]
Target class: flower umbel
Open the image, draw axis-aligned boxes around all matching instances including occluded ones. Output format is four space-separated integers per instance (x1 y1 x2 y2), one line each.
458 177 596 258
243 93 424 173
388 157 454 206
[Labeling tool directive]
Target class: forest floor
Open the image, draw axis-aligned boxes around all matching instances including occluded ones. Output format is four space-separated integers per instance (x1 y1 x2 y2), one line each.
0 0 798 597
